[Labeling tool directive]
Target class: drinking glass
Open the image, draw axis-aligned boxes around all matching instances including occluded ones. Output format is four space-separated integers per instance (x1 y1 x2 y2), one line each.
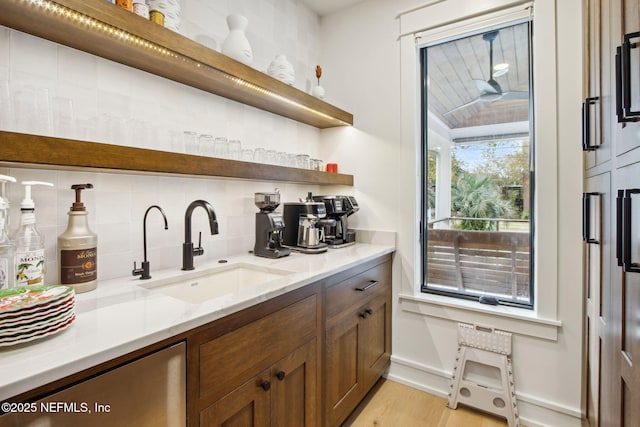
228 139 242 160
276 151 287 166
265 149 277 165
254 148 267 163
183 131 198 154
296 154 310 169
199 134 214 156
214 137 229 158
169 130 184 153
241 148 254 162
310 158 321 171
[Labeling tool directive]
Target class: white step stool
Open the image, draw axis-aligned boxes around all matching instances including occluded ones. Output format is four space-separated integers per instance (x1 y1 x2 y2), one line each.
447 323 520 427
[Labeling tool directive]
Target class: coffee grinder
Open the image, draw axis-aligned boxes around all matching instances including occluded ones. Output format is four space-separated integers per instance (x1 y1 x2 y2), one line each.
254 191 290 258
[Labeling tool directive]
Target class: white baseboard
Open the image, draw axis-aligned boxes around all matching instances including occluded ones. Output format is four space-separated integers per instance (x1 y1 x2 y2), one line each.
387 355 584 427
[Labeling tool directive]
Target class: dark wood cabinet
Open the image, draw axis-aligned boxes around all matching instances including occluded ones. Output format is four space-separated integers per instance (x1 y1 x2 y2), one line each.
0 253 394 427
189 286 321 427
199 370 270 427
323 256 392 427
584 1 640 426
199 339 317 427
270 339 318 427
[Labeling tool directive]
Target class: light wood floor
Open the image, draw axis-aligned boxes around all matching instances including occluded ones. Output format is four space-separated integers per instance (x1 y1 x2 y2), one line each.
343 379 519 427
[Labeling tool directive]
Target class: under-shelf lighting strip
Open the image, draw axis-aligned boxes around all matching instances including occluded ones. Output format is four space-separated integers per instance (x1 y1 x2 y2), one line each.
225 75 351 126
23 0 351 127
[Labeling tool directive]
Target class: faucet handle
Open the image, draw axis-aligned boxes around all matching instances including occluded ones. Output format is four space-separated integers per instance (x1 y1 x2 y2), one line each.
193 231 205 256
132 261 143 277
132 261 152 280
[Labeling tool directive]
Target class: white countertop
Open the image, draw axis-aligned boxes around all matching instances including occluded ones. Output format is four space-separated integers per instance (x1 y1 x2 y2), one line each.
0 243 394 401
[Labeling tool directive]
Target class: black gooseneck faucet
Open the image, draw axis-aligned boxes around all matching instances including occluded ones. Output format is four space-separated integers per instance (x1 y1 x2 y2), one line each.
182 200 219 270
132 205 169 280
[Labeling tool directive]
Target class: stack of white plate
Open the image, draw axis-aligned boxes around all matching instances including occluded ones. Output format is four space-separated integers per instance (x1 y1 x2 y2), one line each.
0 285 75 347
147 0 181 33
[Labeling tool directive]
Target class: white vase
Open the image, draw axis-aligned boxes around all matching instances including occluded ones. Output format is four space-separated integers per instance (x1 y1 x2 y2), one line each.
311 85 325 99
222 14 253 65
267 54 295 85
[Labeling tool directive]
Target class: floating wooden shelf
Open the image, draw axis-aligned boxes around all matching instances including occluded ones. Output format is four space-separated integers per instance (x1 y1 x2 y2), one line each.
0 0 353 129
0 132 354 186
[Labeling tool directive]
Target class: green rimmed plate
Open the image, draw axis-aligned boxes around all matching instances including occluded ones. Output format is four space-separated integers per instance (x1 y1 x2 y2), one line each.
0 285 74 316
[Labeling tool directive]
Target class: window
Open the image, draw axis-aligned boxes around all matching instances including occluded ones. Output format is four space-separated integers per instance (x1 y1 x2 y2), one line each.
420 20 534 308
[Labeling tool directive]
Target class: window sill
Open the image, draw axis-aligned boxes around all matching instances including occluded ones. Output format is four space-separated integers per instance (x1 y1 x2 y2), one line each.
398 292 562 341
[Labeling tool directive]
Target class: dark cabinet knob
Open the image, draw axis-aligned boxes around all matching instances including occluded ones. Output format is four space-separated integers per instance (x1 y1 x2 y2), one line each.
260 380 271 391
359 308 373 319
275 371 286 381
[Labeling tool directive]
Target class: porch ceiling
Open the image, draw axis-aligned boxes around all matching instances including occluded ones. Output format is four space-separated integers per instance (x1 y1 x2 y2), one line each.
427 24 530 130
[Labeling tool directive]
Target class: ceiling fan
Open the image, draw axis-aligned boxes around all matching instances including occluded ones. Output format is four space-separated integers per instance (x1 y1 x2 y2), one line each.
444 30 528 116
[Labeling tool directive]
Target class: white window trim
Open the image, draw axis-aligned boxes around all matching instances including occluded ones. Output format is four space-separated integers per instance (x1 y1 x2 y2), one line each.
398 0 561 334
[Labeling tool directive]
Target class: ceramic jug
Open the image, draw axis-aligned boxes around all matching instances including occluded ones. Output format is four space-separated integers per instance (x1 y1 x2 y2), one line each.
222 14 253 65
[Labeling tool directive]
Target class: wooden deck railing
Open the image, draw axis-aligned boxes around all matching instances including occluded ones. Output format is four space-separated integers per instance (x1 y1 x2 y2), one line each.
427 228 530 299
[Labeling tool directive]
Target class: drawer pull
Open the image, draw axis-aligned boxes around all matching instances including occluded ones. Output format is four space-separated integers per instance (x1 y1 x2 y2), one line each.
355 280 379 292
359 308 373 319
260 380 271 391
275 371 286 381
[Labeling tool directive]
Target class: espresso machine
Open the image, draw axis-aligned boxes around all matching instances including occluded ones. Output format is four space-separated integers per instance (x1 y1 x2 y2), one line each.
254 192 290 258
282 193 328 254
313 195 359 248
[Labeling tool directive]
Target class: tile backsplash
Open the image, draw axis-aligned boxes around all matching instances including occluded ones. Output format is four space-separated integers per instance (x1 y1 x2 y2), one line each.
1 167 328 283
0 0 353 284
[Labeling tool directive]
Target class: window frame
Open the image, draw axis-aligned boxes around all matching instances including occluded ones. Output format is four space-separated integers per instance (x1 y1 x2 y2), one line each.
397 0 566 337
418 19 535 309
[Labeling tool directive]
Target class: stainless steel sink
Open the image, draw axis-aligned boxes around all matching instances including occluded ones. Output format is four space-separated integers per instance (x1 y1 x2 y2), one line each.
137 263 294 304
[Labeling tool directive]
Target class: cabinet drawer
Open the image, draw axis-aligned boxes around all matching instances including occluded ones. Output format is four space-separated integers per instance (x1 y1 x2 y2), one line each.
198 294 317 402
325 260 390 321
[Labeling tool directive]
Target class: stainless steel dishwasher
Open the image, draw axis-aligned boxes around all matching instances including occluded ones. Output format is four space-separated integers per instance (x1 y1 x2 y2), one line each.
0 342 186 427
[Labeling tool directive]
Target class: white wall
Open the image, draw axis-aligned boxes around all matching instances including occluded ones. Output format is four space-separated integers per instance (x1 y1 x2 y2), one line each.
0 0 344 283
319 1 584 426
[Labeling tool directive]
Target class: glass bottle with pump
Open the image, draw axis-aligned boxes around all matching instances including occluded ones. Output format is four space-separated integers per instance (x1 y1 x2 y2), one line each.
0 174 16 289
12 181 54 287
58 184 98 293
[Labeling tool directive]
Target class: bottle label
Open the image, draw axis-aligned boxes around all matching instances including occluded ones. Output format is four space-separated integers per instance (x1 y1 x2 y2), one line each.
60 248 97 285
15 249 45 286
0 258 8 289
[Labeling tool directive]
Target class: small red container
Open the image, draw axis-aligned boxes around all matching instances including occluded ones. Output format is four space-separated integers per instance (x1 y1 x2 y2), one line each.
326 163 338 173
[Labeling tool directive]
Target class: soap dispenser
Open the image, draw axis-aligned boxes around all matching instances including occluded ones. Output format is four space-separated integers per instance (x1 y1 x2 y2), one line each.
12 181 54 287
58 184 98 293
0 174 16 289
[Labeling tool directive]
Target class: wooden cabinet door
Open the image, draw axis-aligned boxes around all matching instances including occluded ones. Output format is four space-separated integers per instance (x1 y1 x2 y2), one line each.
199 370 270 427
612 161 640 427
585 0 601 168
584 173 611 427
612 0 640 157
361 294 391 390
271 339 319 427
325 311 363 427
